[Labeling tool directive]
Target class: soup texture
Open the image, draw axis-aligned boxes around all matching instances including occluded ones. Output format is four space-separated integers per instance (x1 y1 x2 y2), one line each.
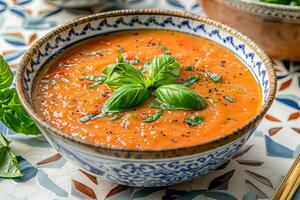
33 30 261 150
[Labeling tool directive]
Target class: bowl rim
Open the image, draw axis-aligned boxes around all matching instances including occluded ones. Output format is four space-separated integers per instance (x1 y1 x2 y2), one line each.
239 0 300 11
16 9 277 159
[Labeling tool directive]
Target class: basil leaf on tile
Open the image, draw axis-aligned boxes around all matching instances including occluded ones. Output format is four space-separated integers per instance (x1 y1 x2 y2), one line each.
0 55 14 90
0 132 23 178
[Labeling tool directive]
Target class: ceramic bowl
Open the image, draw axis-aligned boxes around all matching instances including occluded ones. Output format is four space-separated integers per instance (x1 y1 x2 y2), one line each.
16 9 276 187
201 0 300 61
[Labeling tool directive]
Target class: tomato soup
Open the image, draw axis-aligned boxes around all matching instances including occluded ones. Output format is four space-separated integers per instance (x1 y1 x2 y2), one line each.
33 30 261 150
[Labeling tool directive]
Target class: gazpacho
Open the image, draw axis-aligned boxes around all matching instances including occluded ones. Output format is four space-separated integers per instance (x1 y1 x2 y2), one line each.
33 30 261 150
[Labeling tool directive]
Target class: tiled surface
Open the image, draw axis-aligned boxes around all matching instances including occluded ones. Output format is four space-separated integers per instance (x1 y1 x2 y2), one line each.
0 0 299 199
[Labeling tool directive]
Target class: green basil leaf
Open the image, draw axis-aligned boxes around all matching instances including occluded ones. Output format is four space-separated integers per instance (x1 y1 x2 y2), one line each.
158 44 170 54
185 115 204 126
205 70 222 82
154 84 207 110
102 84 151 113
0 133 23 178
185 66 194 71
0 88 40 135
85 49 107 56
0 55 14 90
0 88 15 105
103 63 146 88
179 75 200 86
117 53 124 63
109 114 122 121
79 114 96 123
224 95 236 103
141 61 151 73
149 102 176 110
148 54 180 87
143 110 163 122
124 60 140 65
80 75 106 82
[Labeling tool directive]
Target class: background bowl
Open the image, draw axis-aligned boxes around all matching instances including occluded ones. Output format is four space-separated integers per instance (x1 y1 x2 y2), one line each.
201 0 300 61
16 9 276 187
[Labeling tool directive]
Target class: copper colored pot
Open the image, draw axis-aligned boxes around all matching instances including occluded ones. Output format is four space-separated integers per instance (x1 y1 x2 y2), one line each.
201 0 300 61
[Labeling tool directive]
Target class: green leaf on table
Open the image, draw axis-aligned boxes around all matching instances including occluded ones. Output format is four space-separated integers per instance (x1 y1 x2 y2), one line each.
0 133 22 178
0 55 14 90
101 84 151 113
154 84 207 110
0 56 41 135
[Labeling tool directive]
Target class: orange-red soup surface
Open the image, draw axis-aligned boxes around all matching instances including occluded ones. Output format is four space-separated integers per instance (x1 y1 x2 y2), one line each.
33 30 261 150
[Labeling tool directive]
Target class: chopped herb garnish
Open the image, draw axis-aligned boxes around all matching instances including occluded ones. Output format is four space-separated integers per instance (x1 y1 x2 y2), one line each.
80 75 106 88
80 75 106 82
63 64 78 67
92 112 106 120
185 116 204 126
158 44 170 54
143 110 163 123
124 60 140 65
224 95 236 103
149 102 176 110
118 47 124 53
117 53 124 63
79 114 96 123
185 66 194 71
179 75 200 86
88 81 103 88
110 114 122 121
205 70 222 82
85 49 107 56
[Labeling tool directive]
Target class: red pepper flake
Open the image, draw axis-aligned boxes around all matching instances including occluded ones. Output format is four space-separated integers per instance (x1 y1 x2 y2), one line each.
171 138 177 143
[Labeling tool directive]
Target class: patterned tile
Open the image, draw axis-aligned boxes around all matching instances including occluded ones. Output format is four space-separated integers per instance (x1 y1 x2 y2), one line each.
0 0 299 199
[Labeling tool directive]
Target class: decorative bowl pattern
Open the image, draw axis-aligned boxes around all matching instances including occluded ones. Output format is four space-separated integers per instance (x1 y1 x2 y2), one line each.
201 0 300 61
16 9 276 187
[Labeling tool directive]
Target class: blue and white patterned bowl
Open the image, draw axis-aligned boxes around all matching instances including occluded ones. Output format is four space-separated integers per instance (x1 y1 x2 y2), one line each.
16 9 276 187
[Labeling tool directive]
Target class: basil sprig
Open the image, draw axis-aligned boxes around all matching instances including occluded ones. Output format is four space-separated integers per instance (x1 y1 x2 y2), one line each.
0 56 40 135
81 54 207 122
0 56 41 178
0 132 23 178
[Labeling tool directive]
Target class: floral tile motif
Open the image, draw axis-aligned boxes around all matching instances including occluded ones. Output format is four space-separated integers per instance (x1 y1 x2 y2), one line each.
0 0 299 199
